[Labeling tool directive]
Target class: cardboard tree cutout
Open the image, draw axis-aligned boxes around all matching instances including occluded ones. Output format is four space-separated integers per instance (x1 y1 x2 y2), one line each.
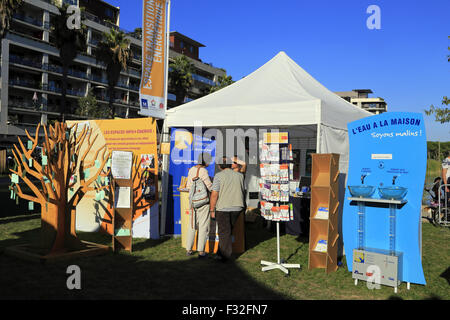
9 122 110 255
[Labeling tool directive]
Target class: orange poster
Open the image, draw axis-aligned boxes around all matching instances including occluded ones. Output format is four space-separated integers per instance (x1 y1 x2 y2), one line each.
140 0 169 119
67 118 159 238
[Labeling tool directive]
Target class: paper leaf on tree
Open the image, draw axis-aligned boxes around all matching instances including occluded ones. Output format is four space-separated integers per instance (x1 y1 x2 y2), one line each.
11 174 19 184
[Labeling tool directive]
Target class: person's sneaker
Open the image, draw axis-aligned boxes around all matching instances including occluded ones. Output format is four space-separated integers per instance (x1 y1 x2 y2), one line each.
186 251 194 256
198 253 207 259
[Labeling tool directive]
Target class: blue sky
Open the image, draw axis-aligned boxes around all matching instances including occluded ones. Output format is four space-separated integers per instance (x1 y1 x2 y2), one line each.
108 0 449 141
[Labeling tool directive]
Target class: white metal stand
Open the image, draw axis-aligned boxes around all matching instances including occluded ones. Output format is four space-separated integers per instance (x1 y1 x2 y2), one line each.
261 222 300 275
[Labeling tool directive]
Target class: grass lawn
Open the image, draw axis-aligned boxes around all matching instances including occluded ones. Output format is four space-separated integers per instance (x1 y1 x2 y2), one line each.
0 213 448 300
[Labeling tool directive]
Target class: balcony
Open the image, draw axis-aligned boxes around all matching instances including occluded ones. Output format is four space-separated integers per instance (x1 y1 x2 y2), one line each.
132 52 142 61
127 68 141 78
9 78 41 89
9 99 38 110
67 68 89 80
89 38 100 46
91 74 108 84
128 84 140 92
43 82 86 97
82 11 119 32
12 13 43 28
10 54 43 69
191 73 216 86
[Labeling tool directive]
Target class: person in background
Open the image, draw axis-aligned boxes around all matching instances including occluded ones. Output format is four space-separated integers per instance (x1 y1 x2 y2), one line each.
185 153 213 259
209 157 245 262
442 150 450 199
231 155 247 174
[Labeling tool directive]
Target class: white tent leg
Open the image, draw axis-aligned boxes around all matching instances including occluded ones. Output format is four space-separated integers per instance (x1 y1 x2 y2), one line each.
160 120 170 235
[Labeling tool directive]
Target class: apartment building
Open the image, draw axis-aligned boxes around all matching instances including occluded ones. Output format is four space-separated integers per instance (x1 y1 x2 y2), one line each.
335 89 388 114
0 0 226 146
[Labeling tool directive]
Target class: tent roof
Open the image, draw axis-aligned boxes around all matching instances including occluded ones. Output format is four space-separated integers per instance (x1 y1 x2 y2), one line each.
166 51 371 129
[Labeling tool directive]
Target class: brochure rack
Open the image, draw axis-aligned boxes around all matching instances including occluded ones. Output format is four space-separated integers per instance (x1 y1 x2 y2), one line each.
259 133 300 275
111 151 134 253
308 153 340 273
112 178 133 252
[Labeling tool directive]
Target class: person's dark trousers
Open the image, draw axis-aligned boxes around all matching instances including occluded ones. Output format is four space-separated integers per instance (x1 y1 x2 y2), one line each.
215 210 241 259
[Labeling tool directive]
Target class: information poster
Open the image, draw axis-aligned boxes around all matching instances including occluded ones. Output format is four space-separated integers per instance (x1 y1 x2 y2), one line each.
111 151 133 180
115 187 131 209
166 128 216 235
343 112 427 285
67 118 159 239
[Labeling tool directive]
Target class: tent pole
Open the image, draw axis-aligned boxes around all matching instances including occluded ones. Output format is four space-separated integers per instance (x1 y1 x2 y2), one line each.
316 102 322 153
160 120 170 235
160 0 171 236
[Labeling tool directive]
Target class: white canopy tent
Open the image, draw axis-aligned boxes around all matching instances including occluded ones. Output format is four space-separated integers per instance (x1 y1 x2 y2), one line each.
160 51 371 234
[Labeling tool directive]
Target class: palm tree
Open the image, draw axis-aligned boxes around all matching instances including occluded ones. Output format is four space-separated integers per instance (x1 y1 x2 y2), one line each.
0 0 23 40
95 28 131 119
209 74 234 93
53 4 87 122
169 55 194 106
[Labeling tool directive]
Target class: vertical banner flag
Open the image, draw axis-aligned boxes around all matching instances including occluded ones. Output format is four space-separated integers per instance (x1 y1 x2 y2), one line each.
140 0 169 119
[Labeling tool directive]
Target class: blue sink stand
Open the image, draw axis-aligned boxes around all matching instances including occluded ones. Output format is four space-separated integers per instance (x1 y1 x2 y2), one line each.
348 197 410 293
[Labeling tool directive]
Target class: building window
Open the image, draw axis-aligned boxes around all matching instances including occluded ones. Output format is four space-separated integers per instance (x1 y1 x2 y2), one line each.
180 41 184 49
189 46 193 53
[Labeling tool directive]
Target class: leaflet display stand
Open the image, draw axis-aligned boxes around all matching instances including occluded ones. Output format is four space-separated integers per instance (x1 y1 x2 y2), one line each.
259 132 300 275
308 153 340 273
113 179 133 252
111 151 134 253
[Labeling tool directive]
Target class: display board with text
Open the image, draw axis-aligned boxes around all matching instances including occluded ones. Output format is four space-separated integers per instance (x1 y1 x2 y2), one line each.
343 112 427 287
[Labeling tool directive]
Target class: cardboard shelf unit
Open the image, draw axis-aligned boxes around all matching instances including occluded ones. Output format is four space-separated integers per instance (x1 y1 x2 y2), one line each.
113 179 133 252
308 153 340 273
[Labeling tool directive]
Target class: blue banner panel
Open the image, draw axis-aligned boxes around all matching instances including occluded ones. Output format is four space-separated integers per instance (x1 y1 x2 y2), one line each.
166 128 216 235
343 112 427 285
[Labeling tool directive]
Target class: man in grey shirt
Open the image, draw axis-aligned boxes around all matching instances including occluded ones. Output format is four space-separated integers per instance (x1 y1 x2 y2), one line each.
209 157 245 261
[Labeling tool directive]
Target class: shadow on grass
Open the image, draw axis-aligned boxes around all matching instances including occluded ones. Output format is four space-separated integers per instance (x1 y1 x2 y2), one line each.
0 241 288 300
0 228 41 251
0 215 287 300
440 266 450 285
132 236 172 252
0 189 41 219
0 213 40 226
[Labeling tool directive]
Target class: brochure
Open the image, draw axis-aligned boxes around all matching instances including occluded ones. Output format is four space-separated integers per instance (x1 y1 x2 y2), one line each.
314 239 328 253
315 206 329 220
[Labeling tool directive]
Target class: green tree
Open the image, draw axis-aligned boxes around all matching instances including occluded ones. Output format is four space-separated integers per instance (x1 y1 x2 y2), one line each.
425 37 450 124
169 55 194 106
0 0 23 39
209 74 234 93
129 27 142 39
53 4 87 122
76 90 109 118
95 29 131 118
425 96 449 124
